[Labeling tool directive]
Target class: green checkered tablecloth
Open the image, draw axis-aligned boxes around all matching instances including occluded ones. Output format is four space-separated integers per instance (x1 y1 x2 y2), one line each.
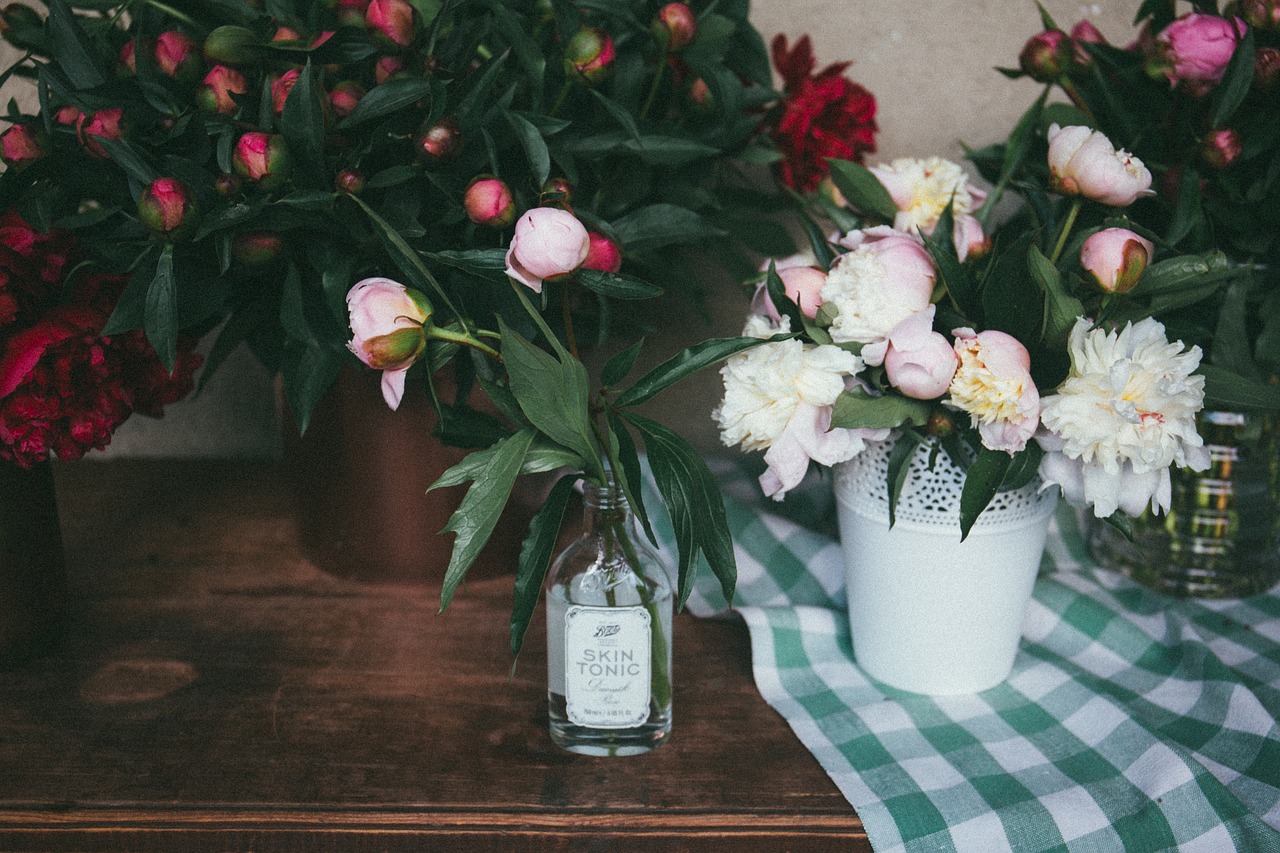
645 458 1280 853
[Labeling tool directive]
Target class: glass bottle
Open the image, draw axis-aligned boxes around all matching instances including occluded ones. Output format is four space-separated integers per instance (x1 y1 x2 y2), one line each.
546 474 673 756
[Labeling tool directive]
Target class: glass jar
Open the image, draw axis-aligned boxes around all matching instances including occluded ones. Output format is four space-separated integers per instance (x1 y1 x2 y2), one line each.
1088 410 1280 597
545 475 673 756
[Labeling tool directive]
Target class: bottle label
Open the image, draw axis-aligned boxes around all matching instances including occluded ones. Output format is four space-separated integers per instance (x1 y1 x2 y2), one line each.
564 605 651 728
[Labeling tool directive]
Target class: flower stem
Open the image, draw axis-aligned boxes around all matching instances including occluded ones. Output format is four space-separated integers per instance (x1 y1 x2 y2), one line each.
550 79 572 117
427 325 503 361
139 0 199 28
640 61 666 121
1049 198 1083 266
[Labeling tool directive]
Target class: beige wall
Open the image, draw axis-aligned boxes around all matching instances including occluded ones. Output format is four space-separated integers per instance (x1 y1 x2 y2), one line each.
1 1 1143 458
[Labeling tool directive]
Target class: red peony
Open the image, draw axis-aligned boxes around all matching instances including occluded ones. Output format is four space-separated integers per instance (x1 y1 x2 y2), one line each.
769 34 878 193
0 214 201 467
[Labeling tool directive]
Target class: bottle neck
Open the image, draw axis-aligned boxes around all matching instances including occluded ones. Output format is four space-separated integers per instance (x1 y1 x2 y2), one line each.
582 475 630 527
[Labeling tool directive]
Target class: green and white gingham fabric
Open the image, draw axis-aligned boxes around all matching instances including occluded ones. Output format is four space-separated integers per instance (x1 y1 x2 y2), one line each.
644 457 1280 853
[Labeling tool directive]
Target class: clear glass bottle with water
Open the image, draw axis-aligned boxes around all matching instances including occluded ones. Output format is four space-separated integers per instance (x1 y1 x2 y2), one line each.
545 475 673 756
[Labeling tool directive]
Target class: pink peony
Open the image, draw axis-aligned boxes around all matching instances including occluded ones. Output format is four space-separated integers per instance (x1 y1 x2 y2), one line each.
463 176 515 228
197 65 248 115
1080 228 1154 294
948 328 1039 453
77 108 125 159
233 132 290 187
0 124 44 168
884 306 958 400
504 208 591 293
137 178 197 239
583 232 623 273
345 277 433 410
366 0 415 48
1047 123 1153 207
1155 13 1246 95
153 30 199 79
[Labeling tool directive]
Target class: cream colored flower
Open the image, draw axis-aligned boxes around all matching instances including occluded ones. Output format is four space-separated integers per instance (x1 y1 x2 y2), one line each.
1037 318 1209 516
868 156 987 235
947 329 1039 453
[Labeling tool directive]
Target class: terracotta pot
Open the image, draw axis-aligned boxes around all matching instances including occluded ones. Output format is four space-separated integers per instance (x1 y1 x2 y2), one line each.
0 460 67 665
285 367 531 583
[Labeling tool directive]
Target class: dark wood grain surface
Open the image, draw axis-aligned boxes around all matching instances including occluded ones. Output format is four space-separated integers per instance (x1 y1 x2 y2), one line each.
0 460 870 852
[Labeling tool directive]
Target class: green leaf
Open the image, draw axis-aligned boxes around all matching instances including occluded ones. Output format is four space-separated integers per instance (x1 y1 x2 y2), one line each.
921 203 977 321
1001 444 1044 492
278 264 311 342
1200 364 1280 412
587 87 641 142
885 432 923 529
1027 243 1084 343
348 193 462 320
498 319 598 465
609 204 723 253
436 428 536 610
959 447 1014 540
95 137 161 186
1133 250 1238 295
622 134 721 166
102 244 159 335
281 61 327 190
281 339 343 435
504 110 551 188
338 77 434 128
606 411 656 545
827 159 897 222
623 413 736 609
575 268 663 300
1212 28 1254 127
45 0 106 90
510 473 578 659
830 388 931 430
602 338 645 386
427 248 509 278
144 244 177 372
616 335 771 408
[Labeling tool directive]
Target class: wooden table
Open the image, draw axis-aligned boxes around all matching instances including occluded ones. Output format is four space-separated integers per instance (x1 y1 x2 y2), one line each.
0 460 870 851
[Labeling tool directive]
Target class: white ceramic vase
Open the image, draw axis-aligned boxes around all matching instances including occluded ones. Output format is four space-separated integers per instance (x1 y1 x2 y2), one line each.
833 437 1058 695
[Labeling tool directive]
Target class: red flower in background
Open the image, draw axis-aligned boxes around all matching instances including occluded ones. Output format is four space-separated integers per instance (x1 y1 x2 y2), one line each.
769 34 878 192
0 213 201 467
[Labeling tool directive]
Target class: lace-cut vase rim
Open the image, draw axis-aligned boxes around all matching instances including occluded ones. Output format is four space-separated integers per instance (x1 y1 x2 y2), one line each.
833 436 1059 536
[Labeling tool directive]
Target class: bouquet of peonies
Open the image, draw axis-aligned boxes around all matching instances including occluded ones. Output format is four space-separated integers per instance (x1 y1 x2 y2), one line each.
0 210 199 466
1006 0 1280 388
715 83 1280 536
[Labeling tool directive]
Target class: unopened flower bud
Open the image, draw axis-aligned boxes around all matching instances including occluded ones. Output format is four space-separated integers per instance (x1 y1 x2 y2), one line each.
539 177 573 205
1019 29 1072 81
1 124 45 169
564 26 615 83
154 30 201 80
1080 227 1153 294
464 175 516 227
271 68 300 114
118 41 137 75
77 107 125 159
336 0 370 27
215 172 241 196
1069 20 1107 67
336 168 366 194
1201 127 1243 169
329 81 366 118
688 77 714 112
375 55 404 84
653 3 697 53
271 26 302 43
202 25 261 66
1241 0 1280 29
54 105 82 126
232 231 284 265
196 65 248 114
366 0 415 48
415 116 461 163
138 177 198 240
1255 46 1280 89
926 410 954 438
233 132 290 187
1 4 44 51
583 232 623 273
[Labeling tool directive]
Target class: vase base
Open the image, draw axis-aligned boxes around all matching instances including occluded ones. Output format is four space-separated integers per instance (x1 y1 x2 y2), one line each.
547 693 671 756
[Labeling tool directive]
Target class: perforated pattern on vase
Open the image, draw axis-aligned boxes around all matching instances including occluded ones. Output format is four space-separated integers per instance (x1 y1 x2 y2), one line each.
833 437 1058 533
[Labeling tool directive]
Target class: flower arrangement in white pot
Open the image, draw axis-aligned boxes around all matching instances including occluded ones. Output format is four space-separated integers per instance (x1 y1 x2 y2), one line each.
714 100 1279 692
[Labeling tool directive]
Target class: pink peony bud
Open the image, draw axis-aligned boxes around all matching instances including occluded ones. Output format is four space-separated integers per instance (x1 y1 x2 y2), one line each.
1 124 45 169
374 55 405 83
464 176 515 227
688 77 714 112
77 108 125 159
1 3 42 50
154 30 200 80
336 0 370 26
653 3 697 53
1153 13 1246 95
504 207 591 293
777 266 827 318
1255 46 1280 89
564 27 615 83
329 80 366 117
196 65 248 114
345 276 434 409
118 41 137 74
583 232 623 273
215 172 242 196
137 177 198 240
1047 123 1153 207
884 306 958 400
1019 29 1072 81
271 68 301 114
415 116 461 163
233 132 290 187
1069 20 1107 67
54 105 82 126
1201 127 1243 169
335 168 366 194
272 26 303 43
539 177 573 206
231 231 283 265
1080 227 1154 294
366 0 415 48
1241 0 1280 30
953 214 991 262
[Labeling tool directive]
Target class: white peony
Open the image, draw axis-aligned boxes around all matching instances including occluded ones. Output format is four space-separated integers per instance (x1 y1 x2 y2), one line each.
715 339 879 499
1037 318 1210 517
868 156 988 235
